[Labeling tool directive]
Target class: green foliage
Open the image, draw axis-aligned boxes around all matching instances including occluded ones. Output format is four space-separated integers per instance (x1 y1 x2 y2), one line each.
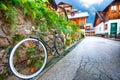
26 46 44 67
29 57 37 67
38 62 43 68
63 44 67 49
4 6 17 27
0 0 83 45
26 46 35 55
0 2 8 10
80 33 84 38
0 46 8 49
66 38 71 46
0 0 79 35
12 34 24 44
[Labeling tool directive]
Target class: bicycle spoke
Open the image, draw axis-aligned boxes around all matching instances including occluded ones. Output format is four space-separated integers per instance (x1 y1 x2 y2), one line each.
9 38 47 79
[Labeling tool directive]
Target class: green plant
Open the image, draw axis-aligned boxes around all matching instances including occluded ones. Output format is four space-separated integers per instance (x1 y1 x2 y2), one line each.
0 2 8 10
4 6 17 27
26 46 35 56
28 58 37 67
0 46 7 49
26 45 44 67
80 33 84 38
12 34 24 44
66 38 71 46
63 45 67 49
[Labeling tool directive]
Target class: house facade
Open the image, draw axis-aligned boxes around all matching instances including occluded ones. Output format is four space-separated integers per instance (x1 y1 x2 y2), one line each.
68 12 89 34
48 1 89 34
57 2 89 34
85 23 95 36
94 0 120 38
57 2 72 14
47 0 57 10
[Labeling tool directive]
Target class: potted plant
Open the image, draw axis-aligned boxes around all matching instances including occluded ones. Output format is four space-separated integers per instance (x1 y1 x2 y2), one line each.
66 38 71 46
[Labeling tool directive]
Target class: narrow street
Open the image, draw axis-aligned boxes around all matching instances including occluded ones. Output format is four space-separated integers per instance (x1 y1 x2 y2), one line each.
38 37 120 80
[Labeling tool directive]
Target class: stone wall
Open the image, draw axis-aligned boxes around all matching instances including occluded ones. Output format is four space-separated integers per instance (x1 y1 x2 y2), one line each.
0 10 34 79
0 10 66 79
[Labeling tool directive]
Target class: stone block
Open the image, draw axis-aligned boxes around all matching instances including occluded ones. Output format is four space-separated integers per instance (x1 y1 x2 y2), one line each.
16 25 31 36
49 35 54 39
0 66 4 74
0 37 10 47
0 49 5 59
44 37 50 42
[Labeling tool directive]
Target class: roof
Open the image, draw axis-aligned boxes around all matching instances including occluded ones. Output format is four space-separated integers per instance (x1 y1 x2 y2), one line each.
93 11 101 27
48 0 57 7
71 9 78 12
58 2 72 7
96 11 104 21
103 0 119 11
67 12 89 19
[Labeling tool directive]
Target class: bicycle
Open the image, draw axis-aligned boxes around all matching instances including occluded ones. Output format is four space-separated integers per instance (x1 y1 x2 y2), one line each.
9 26 64 79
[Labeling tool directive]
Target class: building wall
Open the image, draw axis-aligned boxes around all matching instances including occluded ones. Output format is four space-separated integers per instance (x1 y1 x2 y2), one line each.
104 1 120 21
85 23 95 36
107 19 120 35
94 22 104 34
57 7 66 16
64 6 72 14
94 1 120 27
70 17 86 28
94 0 120 37
57 3 72 15
94 19 120 36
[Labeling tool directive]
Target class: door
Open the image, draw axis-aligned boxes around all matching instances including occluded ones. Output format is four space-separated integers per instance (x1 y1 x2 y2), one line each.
110 23 117 38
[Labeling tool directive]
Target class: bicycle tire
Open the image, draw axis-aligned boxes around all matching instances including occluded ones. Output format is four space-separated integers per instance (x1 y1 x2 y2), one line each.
9 38 47 79
54 35 64 56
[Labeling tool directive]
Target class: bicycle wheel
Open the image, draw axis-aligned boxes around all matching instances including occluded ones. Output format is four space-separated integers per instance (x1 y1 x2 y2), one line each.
54 35 64 56
9 38 47 79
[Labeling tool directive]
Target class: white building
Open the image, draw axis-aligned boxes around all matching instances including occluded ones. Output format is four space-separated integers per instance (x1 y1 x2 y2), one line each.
94 0 120 38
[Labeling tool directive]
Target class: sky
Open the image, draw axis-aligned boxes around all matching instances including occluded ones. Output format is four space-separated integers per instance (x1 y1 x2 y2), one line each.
55 0 114 24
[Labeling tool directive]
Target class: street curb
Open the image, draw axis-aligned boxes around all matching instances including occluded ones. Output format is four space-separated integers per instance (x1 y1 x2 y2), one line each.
34 38 84 80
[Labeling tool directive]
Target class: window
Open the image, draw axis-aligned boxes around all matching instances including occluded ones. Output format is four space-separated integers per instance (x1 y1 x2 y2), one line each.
80 22 84 29
71 12 75 16
111 5 116 12
104 24 108 30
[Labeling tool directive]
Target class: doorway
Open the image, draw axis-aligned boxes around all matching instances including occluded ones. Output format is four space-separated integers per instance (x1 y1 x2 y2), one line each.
110 23 117 38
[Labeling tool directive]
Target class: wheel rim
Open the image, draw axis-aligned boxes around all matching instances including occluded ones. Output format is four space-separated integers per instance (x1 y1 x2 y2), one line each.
9 38 47 79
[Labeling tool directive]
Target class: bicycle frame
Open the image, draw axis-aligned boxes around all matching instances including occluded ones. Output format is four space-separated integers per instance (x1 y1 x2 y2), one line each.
30 30 57 53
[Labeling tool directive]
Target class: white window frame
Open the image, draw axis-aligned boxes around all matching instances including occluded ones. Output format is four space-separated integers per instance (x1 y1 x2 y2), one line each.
111 5 116 12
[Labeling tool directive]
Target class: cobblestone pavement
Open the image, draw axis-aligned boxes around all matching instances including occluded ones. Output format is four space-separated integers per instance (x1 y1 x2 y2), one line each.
38 37 120 80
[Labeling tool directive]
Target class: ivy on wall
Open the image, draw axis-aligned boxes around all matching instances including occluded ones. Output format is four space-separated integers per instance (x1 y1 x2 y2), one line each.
0 0 83 42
